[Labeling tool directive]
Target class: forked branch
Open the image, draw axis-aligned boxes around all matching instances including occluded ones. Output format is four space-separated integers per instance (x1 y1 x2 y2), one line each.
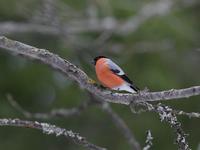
0 36 199 105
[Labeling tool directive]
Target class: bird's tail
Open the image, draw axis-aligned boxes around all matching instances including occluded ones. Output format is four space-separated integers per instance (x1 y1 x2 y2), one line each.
113 83 138 93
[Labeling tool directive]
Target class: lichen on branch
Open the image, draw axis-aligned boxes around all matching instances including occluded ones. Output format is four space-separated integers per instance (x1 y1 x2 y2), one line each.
0 36 200 105
0 118 106 150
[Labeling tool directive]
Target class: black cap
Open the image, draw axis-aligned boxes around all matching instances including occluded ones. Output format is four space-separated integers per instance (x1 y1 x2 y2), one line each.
93 56 107 65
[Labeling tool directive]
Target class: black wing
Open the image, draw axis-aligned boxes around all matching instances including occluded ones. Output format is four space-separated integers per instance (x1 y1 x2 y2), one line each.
120 75 140 92
110 68 120 74
108 59 140 92
120 74 133 84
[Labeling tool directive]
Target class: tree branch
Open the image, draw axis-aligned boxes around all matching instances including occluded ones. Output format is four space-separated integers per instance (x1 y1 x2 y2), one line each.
0 0 198 37
143 130 153 150
131 102 191 150
118 0 173 35
0 36 200 105
6 94 93 119
0 22 61 35
7 92 141 150
130 101 200 119
0 0 173 36
0 118 106 150
174 110 200 118
101 102 141 150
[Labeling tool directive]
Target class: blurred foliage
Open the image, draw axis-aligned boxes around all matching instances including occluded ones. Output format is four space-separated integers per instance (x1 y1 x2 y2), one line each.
0 0 200 150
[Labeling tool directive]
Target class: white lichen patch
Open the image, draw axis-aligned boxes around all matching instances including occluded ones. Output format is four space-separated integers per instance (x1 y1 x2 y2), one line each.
143 130 153 150
41 123 55 135
146 130 153 143
67 130 75 138
54 127 65 137
40 122 74 138
11 119 16 123
34 121 40 125
0 119 9 125
76 135 84 141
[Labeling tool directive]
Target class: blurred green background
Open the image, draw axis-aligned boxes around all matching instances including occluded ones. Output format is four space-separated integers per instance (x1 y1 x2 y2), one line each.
0 0 200 149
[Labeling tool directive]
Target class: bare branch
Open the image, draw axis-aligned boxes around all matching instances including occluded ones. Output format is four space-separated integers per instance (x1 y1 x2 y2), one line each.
119 0 173 34
0 22 61 35
130 101 200 119
132 102 191 150
7 92 141 150
7 91 141 150
0 0 199 37
31 0 59 26
0 36 200 105
101 102 141 150
0 0 174 36
143 130 153 150
0 118 106 150
7 94 93 119
156 104 190 150
174 110 200 119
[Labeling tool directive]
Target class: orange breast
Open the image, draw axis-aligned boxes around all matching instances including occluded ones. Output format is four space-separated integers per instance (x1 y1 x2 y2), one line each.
95 58 124 88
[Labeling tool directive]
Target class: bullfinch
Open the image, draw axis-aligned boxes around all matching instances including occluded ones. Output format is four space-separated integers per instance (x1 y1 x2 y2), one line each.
93 56 139 93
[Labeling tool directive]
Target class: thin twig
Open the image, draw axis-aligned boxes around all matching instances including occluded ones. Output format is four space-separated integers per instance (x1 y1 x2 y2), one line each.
130 101 200 119
2 0 197 36
131 102 191 150
31 0 59 26
143 130 153 150
0 118 106 150
0 0 199 38
101 102 141 150
174 110 200 118
0 0 174 36
7 92 141 150
0 22 61 35
0 36 200 105
6 94 94 119
119 0 173 34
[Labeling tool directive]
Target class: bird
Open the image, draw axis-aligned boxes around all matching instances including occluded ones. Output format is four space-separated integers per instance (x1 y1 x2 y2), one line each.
93 56 139 93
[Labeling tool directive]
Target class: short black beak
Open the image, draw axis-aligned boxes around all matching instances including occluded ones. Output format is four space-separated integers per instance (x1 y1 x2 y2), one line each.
91 60 95 65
